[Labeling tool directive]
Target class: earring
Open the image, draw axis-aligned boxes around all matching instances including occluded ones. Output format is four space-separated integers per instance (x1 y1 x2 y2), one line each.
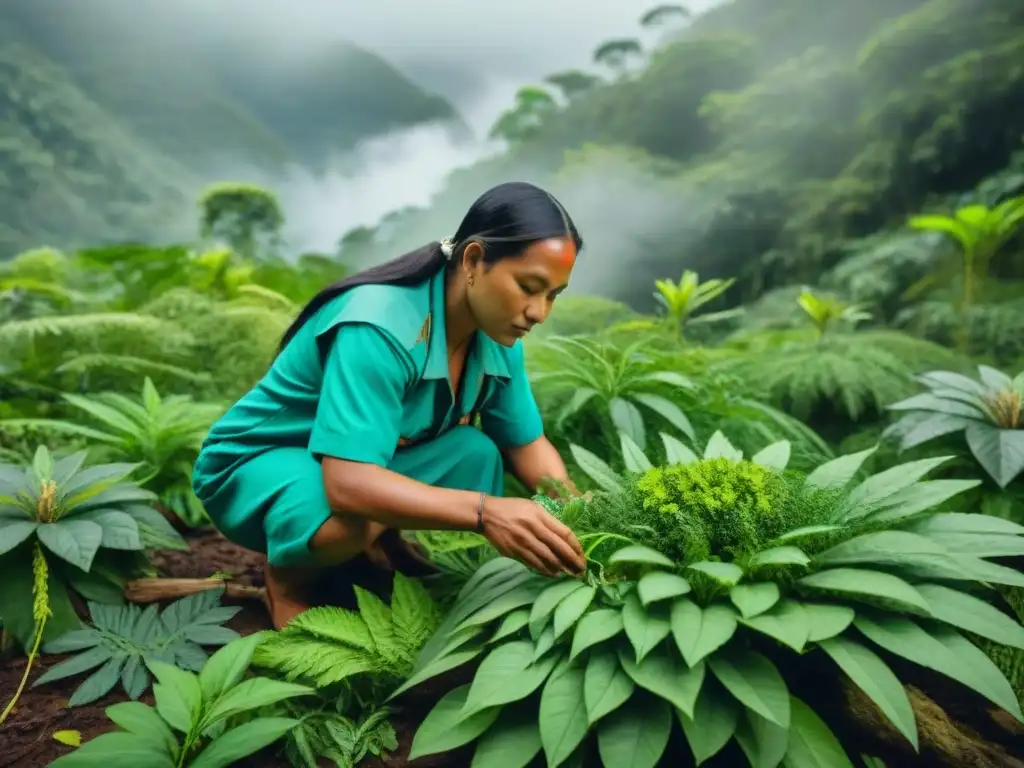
468 275 475 286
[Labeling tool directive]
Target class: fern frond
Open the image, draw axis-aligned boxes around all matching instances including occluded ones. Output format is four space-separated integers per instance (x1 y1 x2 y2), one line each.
284 606 375 652
54 354 211 383
252 634 379 688
389 573 441 660
0 313 179 347
354 588 400 667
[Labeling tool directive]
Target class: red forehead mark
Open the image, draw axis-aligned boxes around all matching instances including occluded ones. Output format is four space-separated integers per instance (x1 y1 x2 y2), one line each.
555 241 577 267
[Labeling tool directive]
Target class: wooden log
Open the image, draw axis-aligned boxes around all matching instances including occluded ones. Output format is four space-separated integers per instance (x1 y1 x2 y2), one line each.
124 577 267 606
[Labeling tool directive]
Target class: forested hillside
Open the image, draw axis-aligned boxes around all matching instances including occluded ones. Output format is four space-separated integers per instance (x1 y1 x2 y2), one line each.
0 2 461 255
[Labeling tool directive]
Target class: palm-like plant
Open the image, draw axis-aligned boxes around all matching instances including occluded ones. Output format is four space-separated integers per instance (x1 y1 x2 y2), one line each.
528 335 697 453
398 432 1024 768
0 446 185 648
884 365 1024 489
653 270 743 339
0 378 225 527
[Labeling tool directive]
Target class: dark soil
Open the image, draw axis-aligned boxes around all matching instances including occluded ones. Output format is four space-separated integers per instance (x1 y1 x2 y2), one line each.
0 529 469 768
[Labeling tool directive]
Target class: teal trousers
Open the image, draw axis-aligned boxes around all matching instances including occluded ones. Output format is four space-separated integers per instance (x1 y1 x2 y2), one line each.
193 426 504 567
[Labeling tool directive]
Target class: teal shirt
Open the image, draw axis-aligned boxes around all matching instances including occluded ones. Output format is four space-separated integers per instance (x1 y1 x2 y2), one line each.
196 266 544 477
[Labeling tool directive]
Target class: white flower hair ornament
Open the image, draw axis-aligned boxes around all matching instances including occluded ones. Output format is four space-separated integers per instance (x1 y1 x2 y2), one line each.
440 237 455 259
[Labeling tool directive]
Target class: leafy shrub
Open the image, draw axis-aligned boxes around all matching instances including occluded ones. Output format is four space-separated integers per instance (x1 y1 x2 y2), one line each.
398 432 1024 767
0 446 186 648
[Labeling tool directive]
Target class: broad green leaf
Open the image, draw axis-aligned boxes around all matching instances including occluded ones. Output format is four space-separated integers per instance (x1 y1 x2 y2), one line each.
491 608 530 643
688 561 743 586
888 392 985 419
570 608 623 661
104 701 178 758
965 424 1024 488
783 695 854 767
203 676 312 727
735 707 789 768
622 591 671 662
459 580 549 632
638 572 691 606
36 520 104 571
611 397 646 450
533 627 555 661
596 693 673 768
197 632 263 702
47 731 175 768
471 702 542 768
42 628 102 654
569 444 624 493
529 579 588 638
671 600 738 667
584 647 634 723
815 530 958 571
854 615 1023 721
803 447 876 492
553 585 597 640
556 387 599 427
617 644 705 717
777 526 842 543
797 568 931 615
462 641 559 716
190 717 300 768
34 645 113 687
389 648 482 700
894 412 974 450
73 510 141 550
539 662 589 765
633 393 696 442
915 584 1024 649
707 652 790 728
802 603 855 642
409 685 502 760
751 441 791 471
608 543 674 568
661 432 698 465
838 457 952 519
147 660 203 734
869 480 982 523
740 599 809 652
748 546 810 569
819 635 917 748
0 520 37 556
69 654 126 706
730 583 780 619
620 431 653 473
677 680 740 765
913 530 1024 558
703 431 742 460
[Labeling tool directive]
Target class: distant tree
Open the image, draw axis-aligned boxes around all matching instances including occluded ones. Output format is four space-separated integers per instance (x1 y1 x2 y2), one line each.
199 182 285 259
593 39 645 76
544 70 604 102
488 86 558 144
640 4 691 28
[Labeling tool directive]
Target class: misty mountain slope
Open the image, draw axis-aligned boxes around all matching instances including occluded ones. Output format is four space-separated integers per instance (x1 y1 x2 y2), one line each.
0 25 193 256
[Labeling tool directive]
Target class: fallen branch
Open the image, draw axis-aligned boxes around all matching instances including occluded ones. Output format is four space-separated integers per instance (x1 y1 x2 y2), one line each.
124 577 267 606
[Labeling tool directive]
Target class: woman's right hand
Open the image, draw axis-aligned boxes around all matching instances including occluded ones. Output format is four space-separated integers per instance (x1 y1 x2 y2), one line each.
481 497 586 577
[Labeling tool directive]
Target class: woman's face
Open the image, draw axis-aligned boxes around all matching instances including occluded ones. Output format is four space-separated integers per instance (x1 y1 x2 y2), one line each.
465 237 577 346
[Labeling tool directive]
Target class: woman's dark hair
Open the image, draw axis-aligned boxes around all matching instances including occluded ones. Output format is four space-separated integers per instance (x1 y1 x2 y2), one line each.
279 181 583 349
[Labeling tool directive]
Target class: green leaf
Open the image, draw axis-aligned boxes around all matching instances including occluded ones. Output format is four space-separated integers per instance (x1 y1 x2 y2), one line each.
490 608 530 643
740 599 810 652
620 432 653 473
0 520 37 556
751 441 791 471
730 583 780 619
677 680 740 765
815 530 960 572
819 635 917 748
804 447 876 492
553 585 597 641
688 561 743 586
584 647 634 723
190 717 300 768
74 510 141 550
965 424 1024 488
915 584 1024 649
802 604 855 643
838 457 952 519
611 397 646 450
708 651 790 727
471 702 542 768
869 479 981 524
637 572 691 606
608 544 674 568
47 731 175 768
203 676 312 727
529 579 588 638
408 685 501 760
622 591 671 662
36 520 104 571
618 644 705 717
42 628 102 654
735 707 789 768
570 608 623 661
570 444 624 494
389 647 482 701
596 692 673 768
661 432 698 465
539 662 589 766
797 568 930 615
147 660 202 734
69 654 126 706
633 393 696 443
460 580 549 632
854 615 1023 721
461 641 559 717
778 525 842 542
34 645 114 687
104 701 179 758
533 627 555 661
748 546 810 568
784 695 854 767
703 431 742 460
671 600 738 667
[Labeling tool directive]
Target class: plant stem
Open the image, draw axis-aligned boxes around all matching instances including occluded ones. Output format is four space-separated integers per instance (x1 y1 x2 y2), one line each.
0 616 47 724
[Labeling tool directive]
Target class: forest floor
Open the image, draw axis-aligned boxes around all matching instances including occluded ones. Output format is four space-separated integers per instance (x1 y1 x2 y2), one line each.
0 529 467 768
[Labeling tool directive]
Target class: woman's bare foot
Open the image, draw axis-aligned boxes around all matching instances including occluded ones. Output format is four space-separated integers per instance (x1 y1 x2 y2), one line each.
264 563 316 630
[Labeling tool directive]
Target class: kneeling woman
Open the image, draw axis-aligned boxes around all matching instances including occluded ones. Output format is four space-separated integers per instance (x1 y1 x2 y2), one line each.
193 181 588 628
